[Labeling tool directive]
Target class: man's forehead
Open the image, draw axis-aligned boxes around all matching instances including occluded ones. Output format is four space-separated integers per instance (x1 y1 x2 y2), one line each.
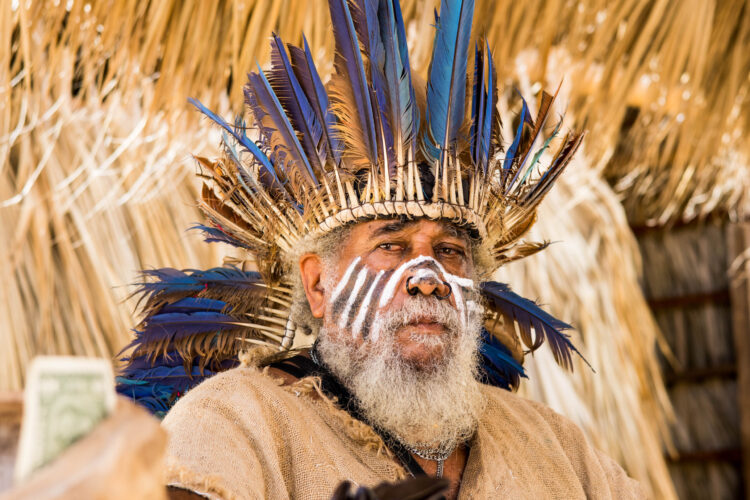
357 218 470 240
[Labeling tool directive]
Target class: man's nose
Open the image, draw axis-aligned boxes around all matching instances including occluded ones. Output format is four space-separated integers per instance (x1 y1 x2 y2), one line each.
405 271 452 299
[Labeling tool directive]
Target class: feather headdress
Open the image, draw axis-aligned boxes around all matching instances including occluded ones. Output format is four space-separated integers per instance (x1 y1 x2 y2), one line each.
118 0 586 414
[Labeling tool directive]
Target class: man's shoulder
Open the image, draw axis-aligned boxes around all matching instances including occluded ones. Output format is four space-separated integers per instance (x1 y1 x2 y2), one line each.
480 383 581 431
480 383 554 418
478 384 648 499
478 384 595 456
163 365 295 422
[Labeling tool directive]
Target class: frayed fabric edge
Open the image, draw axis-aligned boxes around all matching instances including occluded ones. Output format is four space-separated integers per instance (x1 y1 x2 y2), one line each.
164 461 239 500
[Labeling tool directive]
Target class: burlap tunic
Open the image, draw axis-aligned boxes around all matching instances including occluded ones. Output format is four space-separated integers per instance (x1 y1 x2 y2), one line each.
161 366 646 499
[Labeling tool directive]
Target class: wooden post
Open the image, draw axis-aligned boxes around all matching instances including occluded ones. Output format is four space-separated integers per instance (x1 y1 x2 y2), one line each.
727 222 750 499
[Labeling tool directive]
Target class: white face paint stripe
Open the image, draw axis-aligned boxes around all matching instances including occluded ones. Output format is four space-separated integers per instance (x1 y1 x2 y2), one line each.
338 268 369 329
377 255 477 308
377 255 436 308
350 270 385 338
443 273 474 289
329 256 361 303
411 268 440 281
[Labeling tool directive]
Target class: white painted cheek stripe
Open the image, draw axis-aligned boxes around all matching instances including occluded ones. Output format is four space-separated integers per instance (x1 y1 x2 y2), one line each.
451 283 466 328
424 258 477 328
338 268 369 330
329 256 361 303
427 258 474 289
350 270 385 338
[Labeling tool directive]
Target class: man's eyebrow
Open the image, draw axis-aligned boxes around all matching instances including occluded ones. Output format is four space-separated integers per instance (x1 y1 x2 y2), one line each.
369 220 470 243
370 221 408 237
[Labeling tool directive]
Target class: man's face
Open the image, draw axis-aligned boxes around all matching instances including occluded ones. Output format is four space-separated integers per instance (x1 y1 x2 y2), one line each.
320 218 477 366
300 218 485 448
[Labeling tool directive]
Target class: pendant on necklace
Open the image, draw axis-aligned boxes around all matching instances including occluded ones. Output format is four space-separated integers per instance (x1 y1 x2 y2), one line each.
436 459 444 478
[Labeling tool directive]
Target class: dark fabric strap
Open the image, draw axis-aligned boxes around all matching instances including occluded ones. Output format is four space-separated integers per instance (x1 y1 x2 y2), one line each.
268 353 427 478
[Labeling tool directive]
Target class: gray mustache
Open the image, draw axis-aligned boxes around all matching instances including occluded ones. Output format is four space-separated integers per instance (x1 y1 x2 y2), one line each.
377 296 462 333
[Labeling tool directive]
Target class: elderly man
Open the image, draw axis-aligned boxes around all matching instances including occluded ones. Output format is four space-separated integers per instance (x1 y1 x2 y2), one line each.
117 0 646 498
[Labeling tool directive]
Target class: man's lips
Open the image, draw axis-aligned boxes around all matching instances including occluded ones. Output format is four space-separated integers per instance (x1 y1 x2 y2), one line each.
398 319 446 335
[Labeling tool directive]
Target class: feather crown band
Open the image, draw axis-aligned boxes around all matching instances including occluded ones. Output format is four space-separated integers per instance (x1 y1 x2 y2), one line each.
191 0 584 277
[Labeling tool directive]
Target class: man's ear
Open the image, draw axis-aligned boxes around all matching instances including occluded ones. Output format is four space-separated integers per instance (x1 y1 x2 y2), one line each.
299 254 327 318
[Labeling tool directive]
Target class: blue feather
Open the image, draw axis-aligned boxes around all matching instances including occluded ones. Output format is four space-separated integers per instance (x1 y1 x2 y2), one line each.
329 0 379 164
132 310 240 346
480 41 495 174
158 297 228 314
187 97 282 190
190 223 251 249
118 267 258 417
422 0 475 163
480 281 592 371
247 68 319 186
479 328 527 390
388 0 419 148
269 33 327 173
470 43 486 169
351 0 397 170
117 358 238 417
116 377 174 416
289 36 343 166
502 93 530 177
371 0 418 164
120 351 186 371
133 267 263 303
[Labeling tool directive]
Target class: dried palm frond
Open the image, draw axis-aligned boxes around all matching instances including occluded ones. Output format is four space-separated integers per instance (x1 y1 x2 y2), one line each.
467 0 750 226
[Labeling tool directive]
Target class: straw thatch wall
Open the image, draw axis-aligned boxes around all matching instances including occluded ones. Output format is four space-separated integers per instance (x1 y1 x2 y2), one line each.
5 0 750 497
638 222 744 499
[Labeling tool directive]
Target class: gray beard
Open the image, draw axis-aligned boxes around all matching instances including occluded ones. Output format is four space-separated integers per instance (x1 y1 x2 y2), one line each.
316 294 487 452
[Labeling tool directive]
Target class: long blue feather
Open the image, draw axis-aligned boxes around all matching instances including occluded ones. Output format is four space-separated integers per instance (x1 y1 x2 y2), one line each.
247 67 319 186
269 33 327 173
187 98 282 190
470 43 486 169
480 281 591 371
387 0 419 148
422 0 475 163
190 223 251 249
133 267 263 304
502 94 530 178
158 297 228 314
370 0 419 163
120 351 186 371
352 0 397 169
480 41 495 174
329 0 379 164
479 328 527 390
289 36 343 166
131 310 240 347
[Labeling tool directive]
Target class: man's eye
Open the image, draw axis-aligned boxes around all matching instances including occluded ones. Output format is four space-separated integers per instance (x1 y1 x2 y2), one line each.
378 242 401 251
438 246 465 257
